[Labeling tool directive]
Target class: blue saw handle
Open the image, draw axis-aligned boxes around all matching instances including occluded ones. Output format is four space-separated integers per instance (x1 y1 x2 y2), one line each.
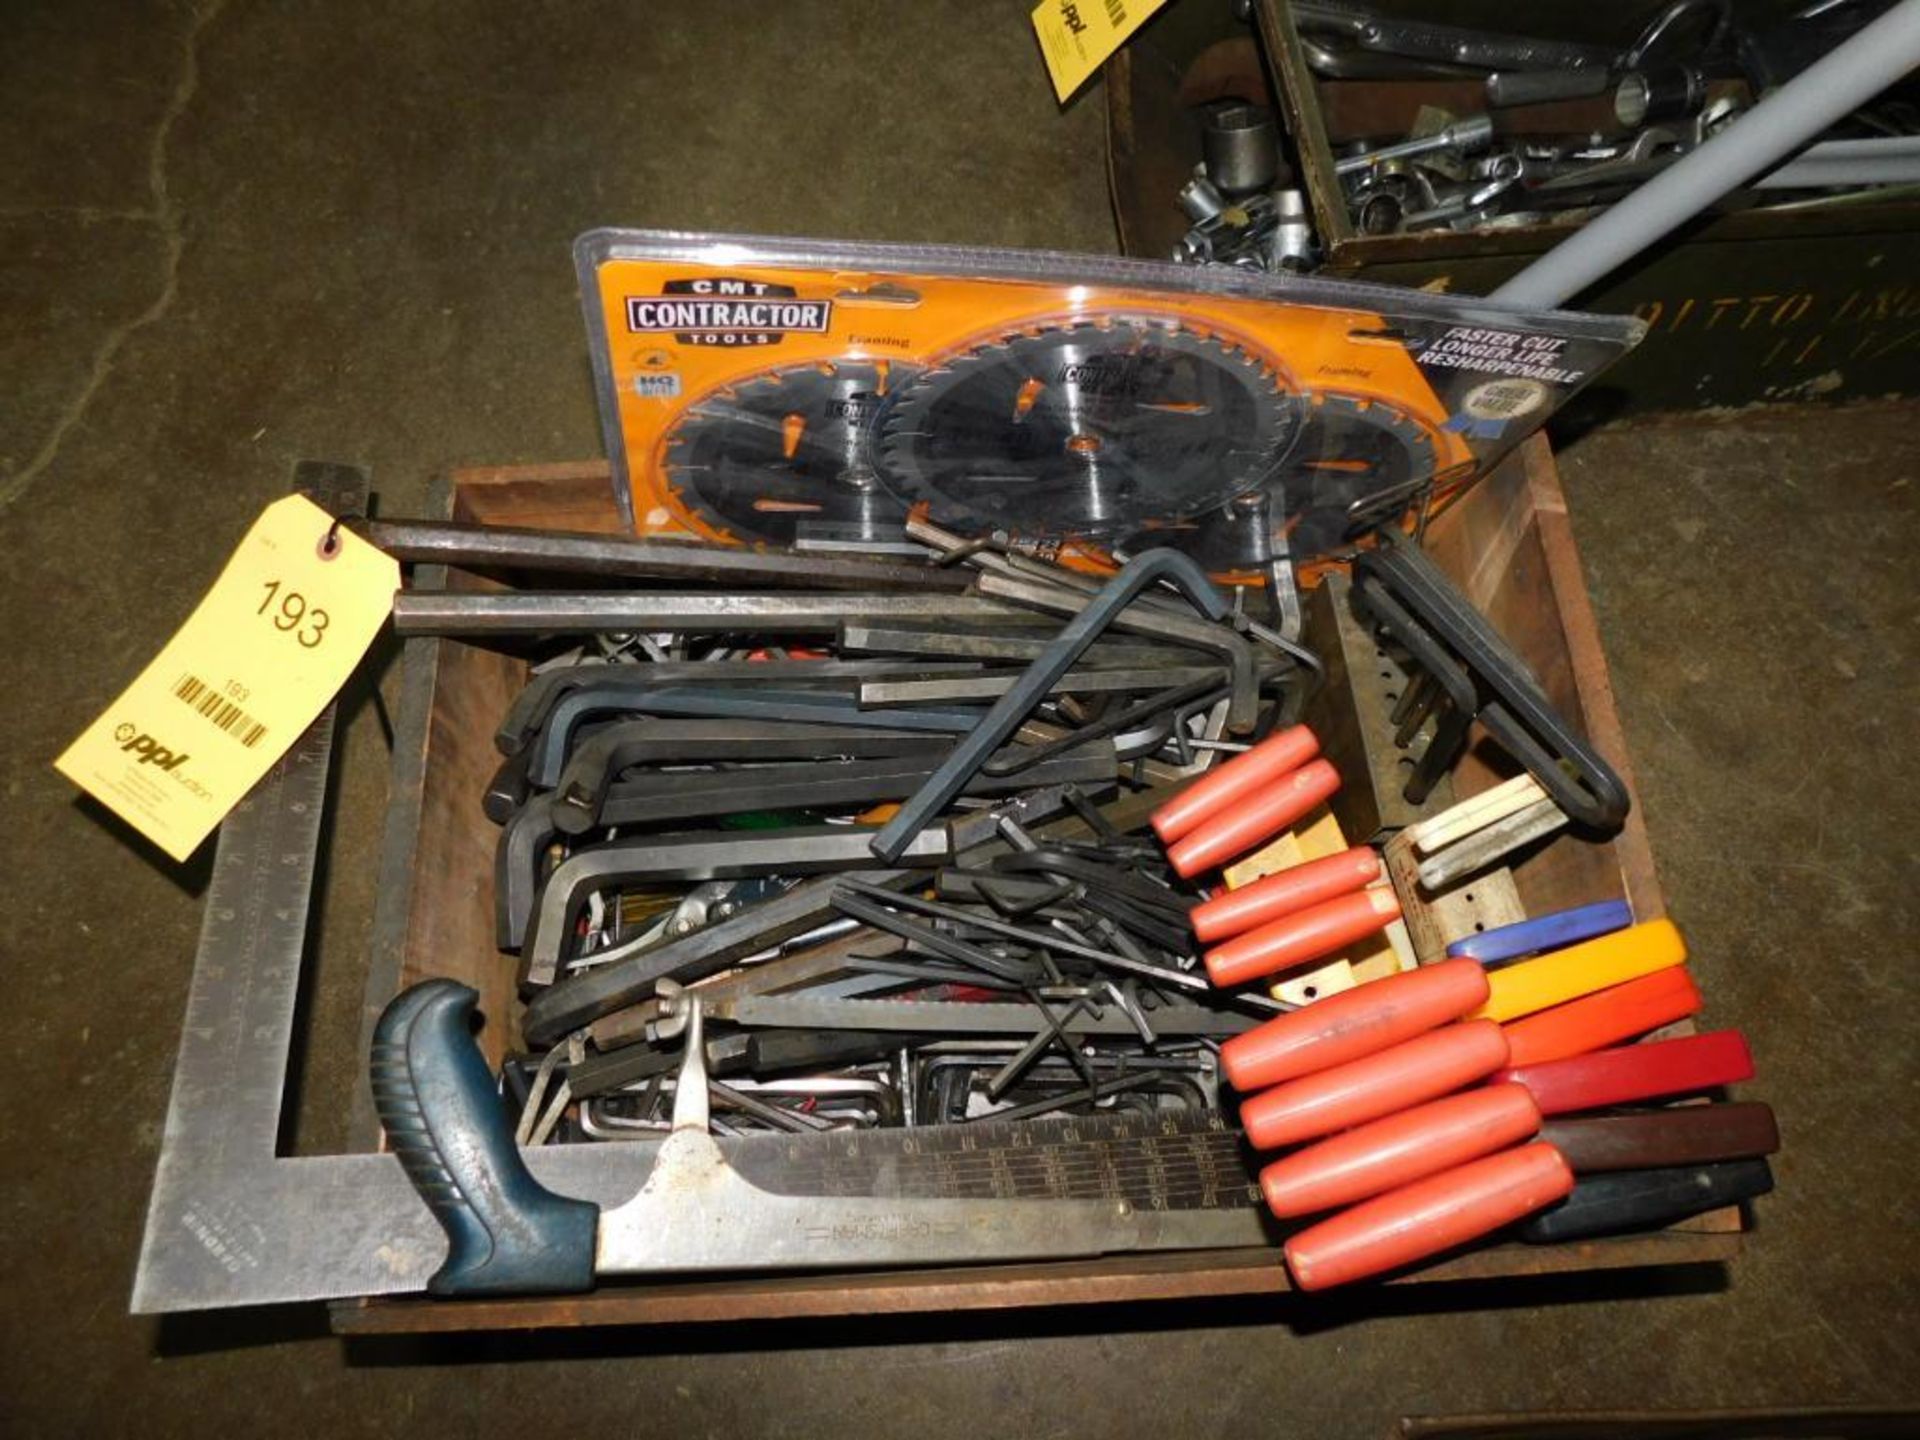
1447 899 1633 966
371 979 599 1295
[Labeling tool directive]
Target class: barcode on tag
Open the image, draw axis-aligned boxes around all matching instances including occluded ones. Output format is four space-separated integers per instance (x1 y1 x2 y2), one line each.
1104 0 1126 23
172 673 268 748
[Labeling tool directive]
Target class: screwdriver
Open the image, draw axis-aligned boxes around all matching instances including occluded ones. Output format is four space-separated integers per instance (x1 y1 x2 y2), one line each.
1239 1020 1511 1149
1446 898 1633 966
1268 1097 1775 1282
1497 1030 1754 1114
1258 1089 1781 1223
1520 1159 1775 1243
1540 1102 1779 1173
1259 1082 1543 1219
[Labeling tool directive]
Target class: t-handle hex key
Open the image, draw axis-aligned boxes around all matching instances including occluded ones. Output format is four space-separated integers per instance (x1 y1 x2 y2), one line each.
871 549 1228 864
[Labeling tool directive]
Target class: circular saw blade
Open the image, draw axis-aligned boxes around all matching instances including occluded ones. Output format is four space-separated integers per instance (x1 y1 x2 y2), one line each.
875 318 1298 539
1120 392 1443 572
661 360 918 548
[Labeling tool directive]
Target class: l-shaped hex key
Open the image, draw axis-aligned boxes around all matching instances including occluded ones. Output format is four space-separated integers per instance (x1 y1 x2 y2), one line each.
871 550 1228 864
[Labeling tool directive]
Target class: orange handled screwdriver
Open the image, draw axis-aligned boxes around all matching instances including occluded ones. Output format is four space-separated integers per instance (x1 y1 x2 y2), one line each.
1189 846 1382 944
1204 888 1401 988
1149 724 1320 845
1220 957 1490 1093
1284 1142 1574 1290
1259 1082 1543 1219
1167 759 1342 879
1502 965 1701 1067
1240 1019 1511 1150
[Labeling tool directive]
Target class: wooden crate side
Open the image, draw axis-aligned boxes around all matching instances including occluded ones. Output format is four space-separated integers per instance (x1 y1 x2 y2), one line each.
333 1225 1740 1334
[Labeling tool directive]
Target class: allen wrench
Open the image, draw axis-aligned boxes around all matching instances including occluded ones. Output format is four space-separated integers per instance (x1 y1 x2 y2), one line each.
531 683 981 789
971 571 1259 734
497 658 987 757
522 827 952 989
871 550 1228 865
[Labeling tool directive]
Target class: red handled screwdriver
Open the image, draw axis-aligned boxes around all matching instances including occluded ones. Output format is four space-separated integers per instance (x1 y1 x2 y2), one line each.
1240 1019 1511 1150
1204 887 1401 988
1167 758 1341 879
1220 957 1490 1093
1259 1082 1543 1219
1189 846 1382 944
1150 724 1321 845
1497 1030 1754 1114
1284 1142 1574 1291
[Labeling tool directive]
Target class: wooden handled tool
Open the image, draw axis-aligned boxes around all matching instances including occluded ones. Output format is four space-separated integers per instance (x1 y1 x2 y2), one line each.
1541 1102 1780 1172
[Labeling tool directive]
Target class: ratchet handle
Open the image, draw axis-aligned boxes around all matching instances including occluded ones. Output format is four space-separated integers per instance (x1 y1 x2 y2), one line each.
371 980 599 1296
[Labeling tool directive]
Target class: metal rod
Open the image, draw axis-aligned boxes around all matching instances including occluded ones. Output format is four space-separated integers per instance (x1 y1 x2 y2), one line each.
354 518 967 592
391 591 1040 636
871 551 1227 863
1491 0 1920 309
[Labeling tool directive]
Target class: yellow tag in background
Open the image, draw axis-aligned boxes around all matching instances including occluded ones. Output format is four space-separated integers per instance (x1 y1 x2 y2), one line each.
1030 0 1169 103
55 495 399 861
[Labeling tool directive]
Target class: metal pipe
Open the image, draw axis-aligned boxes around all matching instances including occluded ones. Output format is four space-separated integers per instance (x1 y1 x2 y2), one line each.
1491 0 1920 309
1756 136 1920 188
391 591 1036 635
354 519 966 592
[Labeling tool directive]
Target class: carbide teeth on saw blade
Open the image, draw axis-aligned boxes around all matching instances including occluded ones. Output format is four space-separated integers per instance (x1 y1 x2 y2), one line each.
875 318 1300 540
1120 392 1445 571
660 360 918 548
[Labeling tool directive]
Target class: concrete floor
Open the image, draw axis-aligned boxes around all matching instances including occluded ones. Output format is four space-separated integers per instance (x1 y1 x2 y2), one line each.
2 1 1915 1434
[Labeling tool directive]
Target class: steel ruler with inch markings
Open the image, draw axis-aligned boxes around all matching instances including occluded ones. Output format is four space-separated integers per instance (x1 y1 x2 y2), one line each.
131 464 1272 1313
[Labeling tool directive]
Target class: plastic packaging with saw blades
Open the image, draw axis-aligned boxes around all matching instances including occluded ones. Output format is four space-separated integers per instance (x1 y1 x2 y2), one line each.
575 228 1642 577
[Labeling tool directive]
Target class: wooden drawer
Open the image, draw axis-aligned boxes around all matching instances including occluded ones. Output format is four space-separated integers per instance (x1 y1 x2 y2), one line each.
332 436 1739 1334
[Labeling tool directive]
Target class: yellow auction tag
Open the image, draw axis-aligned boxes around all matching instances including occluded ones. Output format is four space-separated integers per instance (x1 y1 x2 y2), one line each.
1030 0 1169 103
55 495 398 861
